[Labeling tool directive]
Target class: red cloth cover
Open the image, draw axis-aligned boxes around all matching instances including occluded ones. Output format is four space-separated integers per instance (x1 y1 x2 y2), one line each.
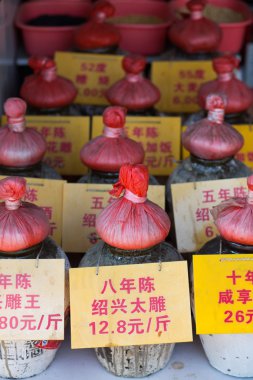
198 56 253 114
0 177 50 252
106 55 160 110
74 1 120 50
20 57 77 109
182 94 243 160
80 106 144 172
211 175 253 246
0 98 46 167
96 164 171 250
168 0 221 53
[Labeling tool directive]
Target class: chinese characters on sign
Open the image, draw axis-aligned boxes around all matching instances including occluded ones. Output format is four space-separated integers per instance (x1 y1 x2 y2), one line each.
70 262 192 348
151 61 215 113
171 177 248 253
55 52 124 105
92 116 181 176
62 183 166 253
0 260 64 340
194 254 253 334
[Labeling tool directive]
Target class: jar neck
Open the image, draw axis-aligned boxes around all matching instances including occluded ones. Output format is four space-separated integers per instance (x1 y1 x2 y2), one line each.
0 242 43 259
0 161 42 173
91 169 119 180
107 243 159 257
190 154 233 166
222 239 253 254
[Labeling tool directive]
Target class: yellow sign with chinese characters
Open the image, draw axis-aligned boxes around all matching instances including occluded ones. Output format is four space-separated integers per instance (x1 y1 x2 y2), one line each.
62 183 166 252
194 254 253 334
151 61 215 113
70 262 192 348
1 115 90 176
0 259 64 340
55 52 124 105
92 116 181 175
0 176 65 245
182 125 253 169
171 177 248 253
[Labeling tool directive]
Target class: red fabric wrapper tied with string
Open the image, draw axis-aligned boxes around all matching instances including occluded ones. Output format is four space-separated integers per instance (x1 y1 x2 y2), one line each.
182 94 244 160
80 106 144 172
198 56 253 114
0 98 47 167
0 177 50 252
211 175 253 246
96 163 171 250
20 57 77 110
74 0 120 51
106 55 160 111
168 0 221 54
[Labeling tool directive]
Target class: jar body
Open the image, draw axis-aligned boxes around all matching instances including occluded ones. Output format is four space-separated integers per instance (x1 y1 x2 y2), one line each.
0 162 62 180
78 170 159 185
0 237 70 379
192 237 253 377
79 241 182 377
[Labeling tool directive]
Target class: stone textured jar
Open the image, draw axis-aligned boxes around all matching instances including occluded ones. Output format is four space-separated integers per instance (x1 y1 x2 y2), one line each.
79 106 158 184
79 164 182 377
20 57 78 116
0 177 70 378
166 94 251 231
192 175 253 377
0 98 61 179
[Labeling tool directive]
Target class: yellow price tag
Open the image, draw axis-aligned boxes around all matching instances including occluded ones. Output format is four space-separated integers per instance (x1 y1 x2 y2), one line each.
55 52 124 105
92 116 181 176
194 254 253 334
0 259 65 340
171 178 248 253
151 61 215 113
62 183 166 253
1 115 90 176
70 262 192 348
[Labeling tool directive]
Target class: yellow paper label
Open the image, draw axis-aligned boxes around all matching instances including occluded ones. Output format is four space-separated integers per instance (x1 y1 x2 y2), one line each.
62 184 165 252
171 178 248 253
0 176 65 245
0 259 64 340
182 125 253 166
1 115 90 176
55 52 124 105
92 116 181 175
70 262 192 348
194 254 253 334
151 61 215 113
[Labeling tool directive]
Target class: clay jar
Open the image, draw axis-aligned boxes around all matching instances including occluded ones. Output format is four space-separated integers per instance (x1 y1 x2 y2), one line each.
79 164 182 377
0 177 70 378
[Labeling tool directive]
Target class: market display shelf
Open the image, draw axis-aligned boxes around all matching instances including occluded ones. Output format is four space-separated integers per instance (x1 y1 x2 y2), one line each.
35 332 234 380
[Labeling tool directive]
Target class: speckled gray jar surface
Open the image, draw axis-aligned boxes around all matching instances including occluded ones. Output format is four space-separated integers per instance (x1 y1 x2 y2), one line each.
79 241 182 377
0 237 69 379
192 237 253 377
78 170 159 185
0 162 62 180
